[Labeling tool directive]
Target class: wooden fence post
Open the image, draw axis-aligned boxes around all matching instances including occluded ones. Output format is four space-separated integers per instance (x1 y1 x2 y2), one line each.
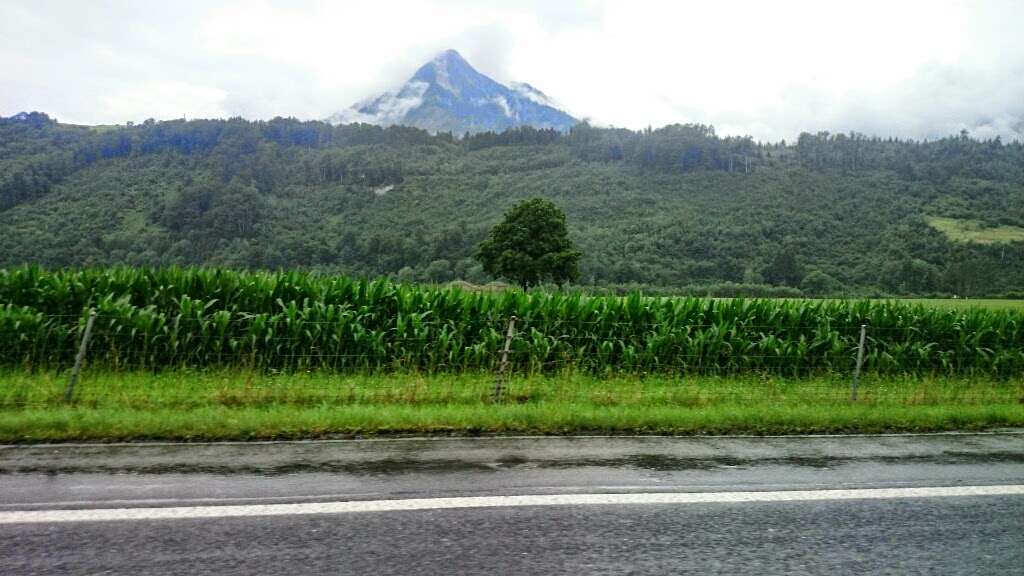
852 324 867 401
65 311 97 404
493 316 517 402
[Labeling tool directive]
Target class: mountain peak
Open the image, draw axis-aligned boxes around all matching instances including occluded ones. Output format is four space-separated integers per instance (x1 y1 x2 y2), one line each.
328 50 577 134
428 49 471 75
409 49 478 95
436 48 467 62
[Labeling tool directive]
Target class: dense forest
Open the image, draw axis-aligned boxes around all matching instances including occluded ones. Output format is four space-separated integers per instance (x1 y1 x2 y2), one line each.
1 111 1023 297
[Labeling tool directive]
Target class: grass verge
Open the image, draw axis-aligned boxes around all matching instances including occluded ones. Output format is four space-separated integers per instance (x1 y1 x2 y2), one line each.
1 370 1021 441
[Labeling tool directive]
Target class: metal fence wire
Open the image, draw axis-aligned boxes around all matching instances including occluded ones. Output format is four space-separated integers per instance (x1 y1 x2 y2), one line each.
1 311 1022 378
0 310 1022 409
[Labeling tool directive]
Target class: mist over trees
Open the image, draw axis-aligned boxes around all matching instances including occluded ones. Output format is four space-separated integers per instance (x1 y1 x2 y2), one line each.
1 112 1022 297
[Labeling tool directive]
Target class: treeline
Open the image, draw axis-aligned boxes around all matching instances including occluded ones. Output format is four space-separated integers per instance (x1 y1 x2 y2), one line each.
0 112 444 209
1 111 1023 297
7 113 1021 209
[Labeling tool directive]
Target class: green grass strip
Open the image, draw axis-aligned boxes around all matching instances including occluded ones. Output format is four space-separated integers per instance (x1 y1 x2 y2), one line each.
0 370 1021 441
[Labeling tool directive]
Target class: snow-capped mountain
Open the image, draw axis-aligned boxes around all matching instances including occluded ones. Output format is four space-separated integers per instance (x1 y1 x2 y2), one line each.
327 50 577 134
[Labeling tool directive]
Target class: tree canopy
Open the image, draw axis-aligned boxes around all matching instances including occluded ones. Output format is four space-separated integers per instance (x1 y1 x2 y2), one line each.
474 198 581 289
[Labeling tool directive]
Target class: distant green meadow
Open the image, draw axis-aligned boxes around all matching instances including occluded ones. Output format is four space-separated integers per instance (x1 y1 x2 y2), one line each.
927 216 1024 245
893 298 1024 311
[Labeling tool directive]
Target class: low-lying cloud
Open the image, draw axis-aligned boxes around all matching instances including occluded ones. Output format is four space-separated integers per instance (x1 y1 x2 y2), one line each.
2 0 1021 144
328 81 430 126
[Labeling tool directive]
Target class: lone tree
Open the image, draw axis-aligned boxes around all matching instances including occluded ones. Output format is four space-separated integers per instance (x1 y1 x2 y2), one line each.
475 197 581 289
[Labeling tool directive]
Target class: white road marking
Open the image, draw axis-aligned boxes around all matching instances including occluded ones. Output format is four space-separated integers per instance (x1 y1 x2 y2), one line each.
1 485 1021 524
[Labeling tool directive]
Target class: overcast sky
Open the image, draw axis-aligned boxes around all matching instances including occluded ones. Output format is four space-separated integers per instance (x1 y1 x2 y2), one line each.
2 0 1021 143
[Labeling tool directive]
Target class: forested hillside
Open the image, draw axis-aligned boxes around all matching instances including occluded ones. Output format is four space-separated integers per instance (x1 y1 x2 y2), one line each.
2 112 1022 297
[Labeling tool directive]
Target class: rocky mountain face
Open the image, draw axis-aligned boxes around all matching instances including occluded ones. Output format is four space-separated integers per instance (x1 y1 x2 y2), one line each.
327 50 577 134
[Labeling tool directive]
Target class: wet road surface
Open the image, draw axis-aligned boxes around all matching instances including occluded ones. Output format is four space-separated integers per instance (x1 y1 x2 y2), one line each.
1 433 1023 575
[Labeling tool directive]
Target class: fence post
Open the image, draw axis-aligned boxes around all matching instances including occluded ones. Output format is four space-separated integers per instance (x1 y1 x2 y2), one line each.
493 316 517 402
852 324 867 401
65 311 98 404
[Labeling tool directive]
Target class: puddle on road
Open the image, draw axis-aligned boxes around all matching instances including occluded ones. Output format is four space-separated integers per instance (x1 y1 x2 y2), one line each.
1 458 497 477
540 454 836 472
3 451 1023 477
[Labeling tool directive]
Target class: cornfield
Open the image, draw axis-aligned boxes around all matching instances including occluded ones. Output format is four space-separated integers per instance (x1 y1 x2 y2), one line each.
1 265 1022 377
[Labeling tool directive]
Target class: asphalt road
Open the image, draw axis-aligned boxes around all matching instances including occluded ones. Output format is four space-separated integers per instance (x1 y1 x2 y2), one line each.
1 433 1023 575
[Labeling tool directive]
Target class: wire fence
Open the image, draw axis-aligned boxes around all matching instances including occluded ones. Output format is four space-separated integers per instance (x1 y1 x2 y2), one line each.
4 268 1022 409
2 311 1022 379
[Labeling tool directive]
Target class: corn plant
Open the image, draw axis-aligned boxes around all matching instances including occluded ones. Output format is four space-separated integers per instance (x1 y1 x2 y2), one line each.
0 265 1021 377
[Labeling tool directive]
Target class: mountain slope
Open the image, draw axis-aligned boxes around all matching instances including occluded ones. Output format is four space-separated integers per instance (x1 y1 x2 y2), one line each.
328 50 577 134
1 114 1022 297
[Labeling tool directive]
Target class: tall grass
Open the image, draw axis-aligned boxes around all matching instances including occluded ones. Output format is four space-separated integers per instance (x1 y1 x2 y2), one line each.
1 265 1022 377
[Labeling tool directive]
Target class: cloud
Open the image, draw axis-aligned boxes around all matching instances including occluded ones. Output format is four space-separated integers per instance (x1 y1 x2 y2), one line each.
432 55 459 96
483 96 514 119
102 82 227 122
511 82 552 106
661 36 1024 144
842 60 1024 142
1 0 1021 143
328 81 430 126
